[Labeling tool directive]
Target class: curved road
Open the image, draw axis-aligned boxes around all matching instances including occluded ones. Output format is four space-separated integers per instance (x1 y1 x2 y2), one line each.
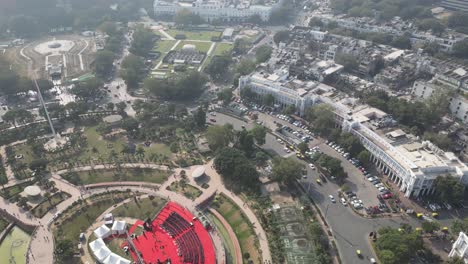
210 112 421 264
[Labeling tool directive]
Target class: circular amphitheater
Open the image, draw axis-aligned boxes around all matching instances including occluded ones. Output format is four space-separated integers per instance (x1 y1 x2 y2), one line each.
88 202 216 264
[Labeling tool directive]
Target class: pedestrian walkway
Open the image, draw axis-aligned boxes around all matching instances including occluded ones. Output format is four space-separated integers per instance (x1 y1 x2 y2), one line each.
0 159 272 264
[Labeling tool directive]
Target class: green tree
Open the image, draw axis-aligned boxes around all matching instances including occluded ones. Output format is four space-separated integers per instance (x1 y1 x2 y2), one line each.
337 132 364 156
421 221 440 234
249 125 267 145
205 55 232 81
130 26 155 57
297 142 308 154
217 88 233 105
375 227 423 264
55 239 75 262
236 59 257 76
206 124 233 151
335 53 359 73
238 129 255 156
305 104 335 136
255 45 273 63
120 54 145 89
255 151 268 166
391 35 412 49
214 147 259 188
423 132 453 151
233 38 250 55
144 71 208 100
70 77 102 102
271 157 305 185
357 150 370 167
453 39 468 58
434 176 464 203
194 107 206 128
94 50 115 77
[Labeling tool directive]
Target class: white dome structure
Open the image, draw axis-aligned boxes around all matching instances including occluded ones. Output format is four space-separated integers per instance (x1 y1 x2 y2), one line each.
192 166 206 180
182 44 196 51
24 185 41 199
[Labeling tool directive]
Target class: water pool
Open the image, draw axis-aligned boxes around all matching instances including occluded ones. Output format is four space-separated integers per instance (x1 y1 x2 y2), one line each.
0 226 31 264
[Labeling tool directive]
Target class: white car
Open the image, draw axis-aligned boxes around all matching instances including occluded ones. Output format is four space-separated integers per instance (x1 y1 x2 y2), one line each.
329 195 336 203
309 163 315 169
340 198 347 206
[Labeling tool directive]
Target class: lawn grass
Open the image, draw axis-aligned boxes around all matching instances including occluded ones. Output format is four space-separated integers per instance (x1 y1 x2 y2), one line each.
62 168 171 185
213 43 233 56
31 192 71 218
111 196 167 220
54 192 135 241
0 217 9 234
175 41 213 53
11 126 173 168
107 237 129 258
153 40 177 53
166 29 221 41
214 194 260 264
167 181 202 200
207 212 237 264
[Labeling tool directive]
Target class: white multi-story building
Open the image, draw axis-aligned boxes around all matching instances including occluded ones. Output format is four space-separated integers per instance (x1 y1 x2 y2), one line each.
412 79 468 123
240 69 468 197
449 232 468 262
324 100 468 198
154 0 281 22
312 14 466 52
442 0 468 12
238 72 316 115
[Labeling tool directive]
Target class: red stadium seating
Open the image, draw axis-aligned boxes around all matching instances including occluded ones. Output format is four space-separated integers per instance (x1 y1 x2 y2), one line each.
125 202 215 264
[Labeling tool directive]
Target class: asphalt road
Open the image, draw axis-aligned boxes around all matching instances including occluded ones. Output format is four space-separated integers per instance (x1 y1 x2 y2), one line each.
210 112 422 264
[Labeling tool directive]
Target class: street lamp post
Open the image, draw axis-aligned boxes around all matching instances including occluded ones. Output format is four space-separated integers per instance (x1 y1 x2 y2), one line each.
325 203 330 219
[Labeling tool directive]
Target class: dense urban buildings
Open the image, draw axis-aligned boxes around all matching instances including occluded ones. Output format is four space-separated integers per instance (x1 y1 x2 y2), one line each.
154 0 283 22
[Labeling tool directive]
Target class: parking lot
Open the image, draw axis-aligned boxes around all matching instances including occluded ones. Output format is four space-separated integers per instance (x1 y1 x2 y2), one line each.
317 142 382 211
253 110 387 214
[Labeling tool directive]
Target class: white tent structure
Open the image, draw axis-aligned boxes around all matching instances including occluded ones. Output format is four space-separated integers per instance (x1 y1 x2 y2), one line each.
89 238 105 252
94 224 111 239
93 245 112 262
111 220 127 235
103 253 131 264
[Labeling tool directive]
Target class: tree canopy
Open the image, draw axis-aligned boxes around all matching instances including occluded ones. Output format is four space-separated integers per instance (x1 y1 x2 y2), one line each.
255 45 273 63
130 26 155 57
375 227 424 264
205 55 232 82
206 124 234 151
214 147 259 189
120 54 145 89
305 104 335 136
434 176 464 203
70 77 102 102
144 71 208 100
271 157 305 185
94 50 115 77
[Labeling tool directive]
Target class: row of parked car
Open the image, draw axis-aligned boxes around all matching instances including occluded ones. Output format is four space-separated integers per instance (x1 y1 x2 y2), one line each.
343 191 365 209
326 141 350 159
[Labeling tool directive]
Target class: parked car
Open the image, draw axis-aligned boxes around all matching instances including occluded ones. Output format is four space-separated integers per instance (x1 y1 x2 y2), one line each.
340 198 347 206
329 195 336 203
